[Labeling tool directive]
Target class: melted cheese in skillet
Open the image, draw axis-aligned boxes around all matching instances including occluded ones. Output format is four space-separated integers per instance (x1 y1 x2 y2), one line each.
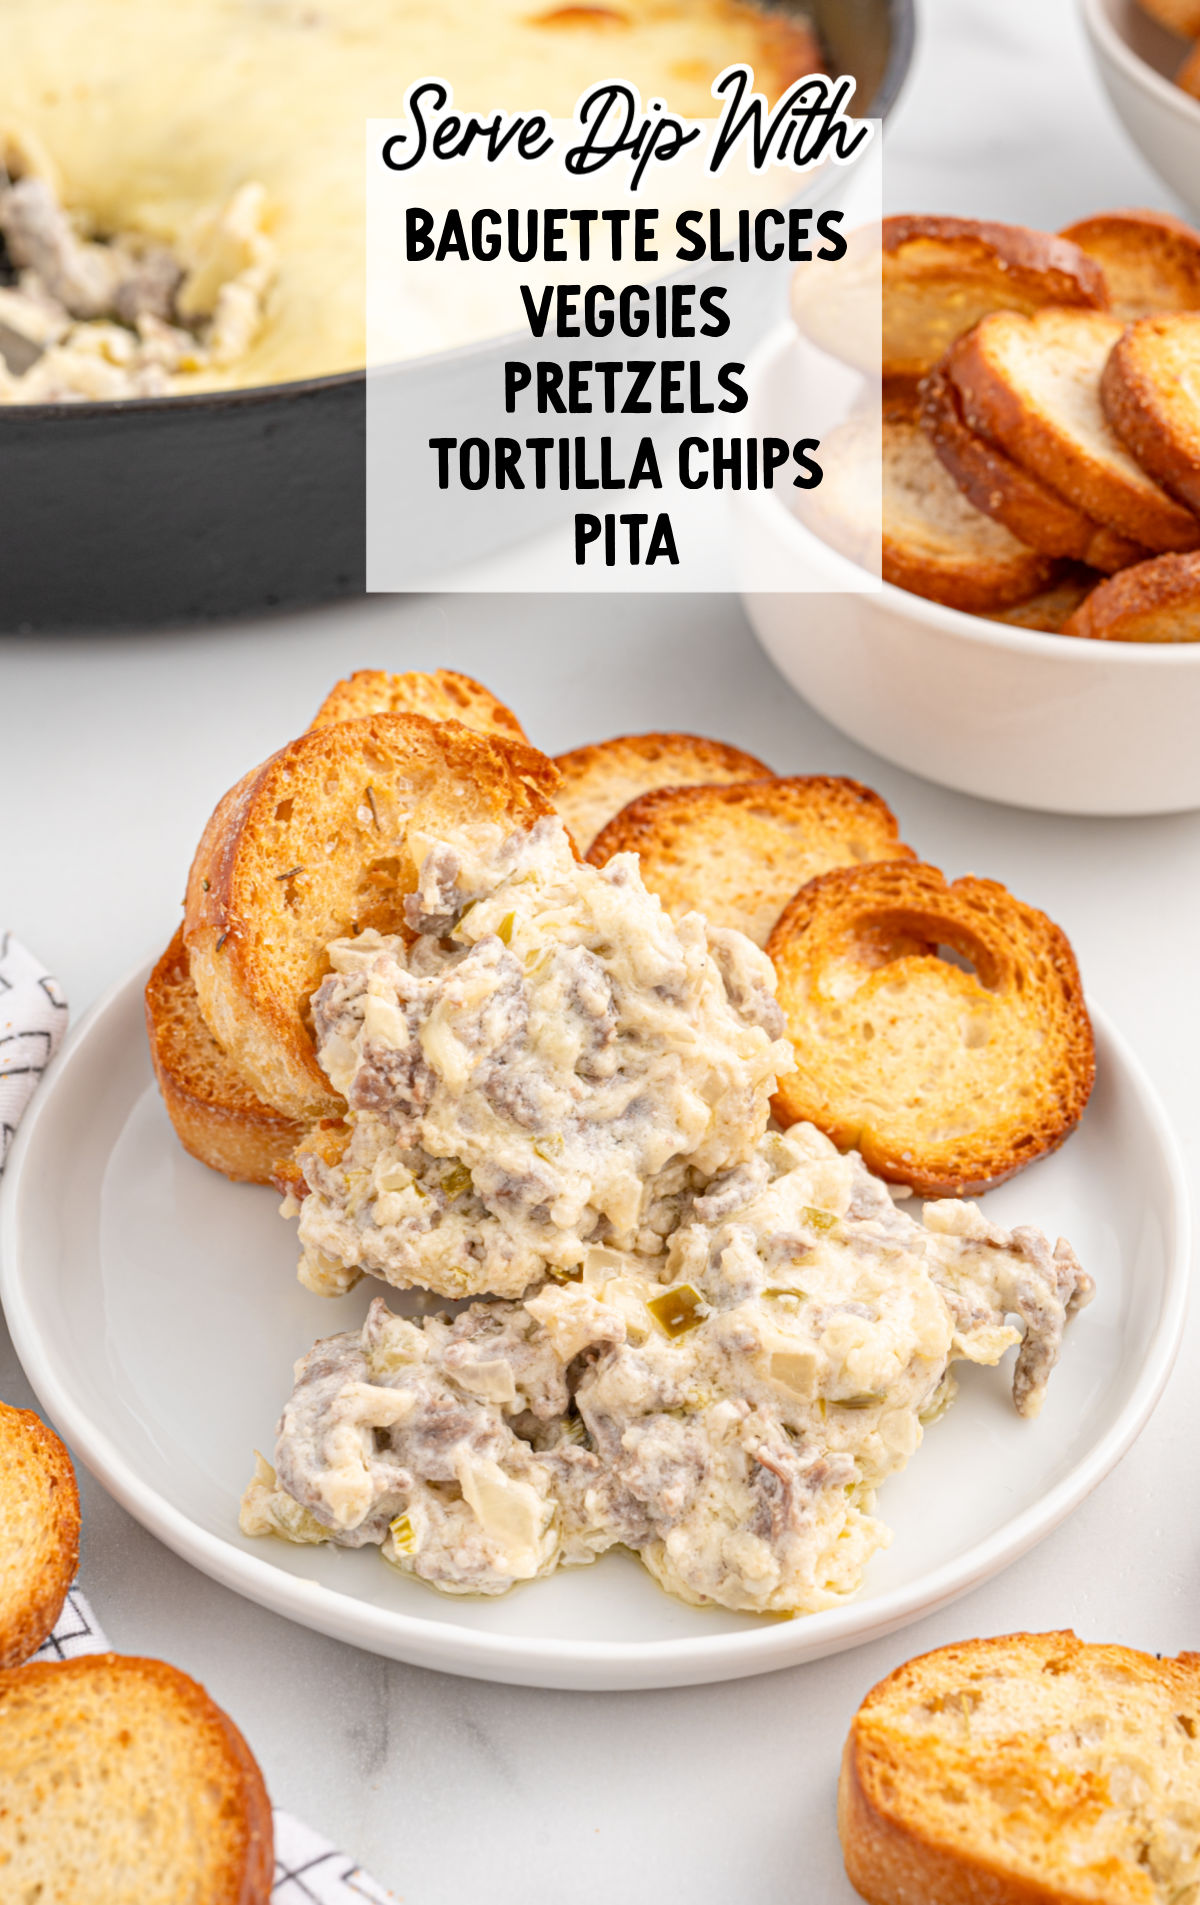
1 0 817 389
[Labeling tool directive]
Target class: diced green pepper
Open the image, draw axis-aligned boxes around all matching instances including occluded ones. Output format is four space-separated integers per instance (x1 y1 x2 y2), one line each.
648 1283 706 1339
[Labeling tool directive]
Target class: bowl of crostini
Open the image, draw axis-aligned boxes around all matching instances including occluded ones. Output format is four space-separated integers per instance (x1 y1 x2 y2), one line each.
739 209 1200 816
1080 0 1200 213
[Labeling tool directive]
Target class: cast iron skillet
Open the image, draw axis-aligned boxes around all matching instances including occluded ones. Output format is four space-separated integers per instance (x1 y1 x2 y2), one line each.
0 0 914 630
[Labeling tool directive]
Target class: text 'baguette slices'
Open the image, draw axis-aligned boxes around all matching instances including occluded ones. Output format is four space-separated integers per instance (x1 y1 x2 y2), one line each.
587 776 915 948
145 927 306 1185
0 1404 79 1670
840 1630 1200 1905
920 366 1149 572
948 307 1200 552
0 1654 274 1903
184 714 559 1121
792 215 1108 381
1063 549 1200 640
553 731 772 855
767 861 1095 1195
309 666 527 742
989 565 1102 632
1103 311 1200 516
809 408 1061 612
1061 207 1200 320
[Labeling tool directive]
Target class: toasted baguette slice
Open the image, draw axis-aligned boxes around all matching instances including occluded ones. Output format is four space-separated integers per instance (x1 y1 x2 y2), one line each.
309 667 527 742
145 928 306 1185
814 410 1060 611
587 777 914 948
989 565 1101 632
791 217 1106 380
553 733 773 855
921 365 1150 571
1103 311 1200 515
0 1404 79 1670
949 307 1200 552
1061 549 1200 640
1060 207 1200 320
841 1630 1200 1905
1137 0 1200 33
0 1654 273 1902
767 861 1095 1194
184 714 559 1120
881 218 1109 378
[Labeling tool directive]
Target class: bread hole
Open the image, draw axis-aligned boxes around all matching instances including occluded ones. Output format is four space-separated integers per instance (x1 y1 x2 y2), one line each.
936 944 977 976
1042 1655 1072 1676
1179 1714 1197 1739
274 798 294 823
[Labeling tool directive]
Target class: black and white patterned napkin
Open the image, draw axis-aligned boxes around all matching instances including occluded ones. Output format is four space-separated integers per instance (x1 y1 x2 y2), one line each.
4 936 395 1903
0 931 68 1173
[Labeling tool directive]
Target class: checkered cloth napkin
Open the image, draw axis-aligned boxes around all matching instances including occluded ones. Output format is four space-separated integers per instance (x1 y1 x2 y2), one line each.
4 936 394 1903
0 931 68 1174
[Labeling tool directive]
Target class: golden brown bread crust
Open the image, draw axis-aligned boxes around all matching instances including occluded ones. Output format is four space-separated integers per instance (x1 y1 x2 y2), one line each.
0 1405 79 1671
1136 0 1200 34
989 566 1102 632
1060 208 1200 321
949 308 1200 553
1102 311 1200 516
1180 38 1200 96
1061 550 1200 640
878 216 1109 379
921 365 1150 572
552 731 772 855
840 1631 1200 1905
309 667 527 742
588 776 915 948
767 861 1095 1195
184 714 559 1120
0 1654 274 1902
145 928 306 1185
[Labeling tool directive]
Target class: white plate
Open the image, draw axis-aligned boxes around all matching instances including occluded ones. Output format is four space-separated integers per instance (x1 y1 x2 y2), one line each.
0 959 1189 1690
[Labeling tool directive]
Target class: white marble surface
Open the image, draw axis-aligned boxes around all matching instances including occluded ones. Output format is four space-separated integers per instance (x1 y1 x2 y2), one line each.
2 2 1198 1899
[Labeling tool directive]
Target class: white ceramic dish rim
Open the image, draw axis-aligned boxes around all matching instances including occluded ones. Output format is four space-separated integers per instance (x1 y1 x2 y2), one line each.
743 322 1200 670
1079 0 1200 129
0 957 1190 1682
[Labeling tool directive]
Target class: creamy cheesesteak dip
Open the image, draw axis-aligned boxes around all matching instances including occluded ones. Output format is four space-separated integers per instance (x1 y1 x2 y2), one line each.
296 819 793 1301
0 166 275 401
2 0 819 394
244 823 1094 1617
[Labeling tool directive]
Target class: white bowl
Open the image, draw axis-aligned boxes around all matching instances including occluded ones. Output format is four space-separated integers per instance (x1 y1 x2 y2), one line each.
1079 0 1200 212
738 328 1200 816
